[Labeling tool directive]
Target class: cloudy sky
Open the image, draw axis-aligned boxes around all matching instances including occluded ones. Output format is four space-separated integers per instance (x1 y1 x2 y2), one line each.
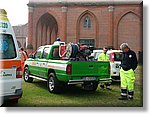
0 0 29 26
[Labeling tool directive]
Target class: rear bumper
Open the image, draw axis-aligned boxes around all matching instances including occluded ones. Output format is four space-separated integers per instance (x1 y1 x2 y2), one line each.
3 89 23 101
111 76 120 81
68 78 112 85
99 78 112 83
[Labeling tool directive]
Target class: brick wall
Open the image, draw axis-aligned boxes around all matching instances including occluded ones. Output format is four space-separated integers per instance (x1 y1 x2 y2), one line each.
28 3 142 56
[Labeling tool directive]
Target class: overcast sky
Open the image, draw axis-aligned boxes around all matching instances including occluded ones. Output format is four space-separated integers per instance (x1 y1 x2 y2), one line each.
0 0 29 26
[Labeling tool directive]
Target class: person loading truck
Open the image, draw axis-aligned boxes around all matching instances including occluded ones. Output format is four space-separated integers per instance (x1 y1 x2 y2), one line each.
98 46 111 90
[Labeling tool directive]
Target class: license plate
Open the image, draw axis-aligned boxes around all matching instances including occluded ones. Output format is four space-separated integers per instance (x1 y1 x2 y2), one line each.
83 77 96 81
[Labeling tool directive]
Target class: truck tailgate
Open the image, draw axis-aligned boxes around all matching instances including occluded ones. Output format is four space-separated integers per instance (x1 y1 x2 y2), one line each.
71 61 110 78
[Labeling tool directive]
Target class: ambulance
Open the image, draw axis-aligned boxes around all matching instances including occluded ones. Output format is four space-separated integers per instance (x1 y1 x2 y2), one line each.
0 9 22 104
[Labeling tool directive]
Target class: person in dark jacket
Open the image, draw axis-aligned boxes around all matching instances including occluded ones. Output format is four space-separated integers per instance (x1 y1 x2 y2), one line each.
119 43 138 100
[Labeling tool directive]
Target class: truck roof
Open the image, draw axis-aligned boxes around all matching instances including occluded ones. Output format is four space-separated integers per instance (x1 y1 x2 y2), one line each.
93 49 122 53
38 41 65 49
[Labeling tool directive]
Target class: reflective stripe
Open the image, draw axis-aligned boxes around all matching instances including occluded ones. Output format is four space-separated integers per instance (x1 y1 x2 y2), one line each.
128 95 133 98
47 63 67 71
0 60 21 69
0 16 9 21
121 88 127 97
121 93 127 96
25 61 68 71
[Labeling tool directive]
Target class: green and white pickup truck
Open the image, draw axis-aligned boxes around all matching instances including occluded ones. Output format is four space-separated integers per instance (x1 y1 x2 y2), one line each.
24 42 111 93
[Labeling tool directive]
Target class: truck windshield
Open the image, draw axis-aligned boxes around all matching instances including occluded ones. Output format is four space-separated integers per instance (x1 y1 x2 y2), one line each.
0 34 17 59
114 52 123 61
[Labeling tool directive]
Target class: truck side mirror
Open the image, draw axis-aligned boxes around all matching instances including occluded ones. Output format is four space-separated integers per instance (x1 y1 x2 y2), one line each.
29 54 34 59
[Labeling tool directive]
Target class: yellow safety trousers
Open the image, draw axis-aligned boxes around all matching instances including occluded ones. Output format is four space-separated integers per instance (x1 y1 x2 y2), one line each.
120 68 135 91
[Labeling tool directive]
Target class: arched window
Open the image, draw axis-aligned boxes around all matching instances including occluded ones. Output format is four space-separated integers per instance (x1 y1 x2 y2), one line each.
83 16 91 28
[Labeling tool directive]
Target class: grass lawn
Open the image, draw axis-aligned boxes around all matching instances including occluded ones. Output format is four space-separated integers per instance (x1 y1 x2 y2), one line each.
3 66 143 107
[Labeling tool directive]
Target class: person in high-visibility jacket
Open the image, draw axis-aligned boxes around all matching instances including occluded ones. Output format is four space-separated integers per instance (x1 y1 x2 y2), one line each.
119 43 138 100
98 47 109 61
98 47 111 90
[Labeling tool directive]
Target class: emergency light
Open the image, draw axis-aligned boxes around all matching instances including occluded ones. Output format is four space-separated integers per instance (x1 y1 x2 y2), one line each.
0 9 7 16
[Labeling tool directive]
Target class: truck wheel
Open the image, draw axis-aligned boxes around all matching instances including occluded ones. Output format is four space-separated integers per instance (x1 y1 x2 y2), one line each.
82 82 98 91
48 73 62 93
24 67 33 83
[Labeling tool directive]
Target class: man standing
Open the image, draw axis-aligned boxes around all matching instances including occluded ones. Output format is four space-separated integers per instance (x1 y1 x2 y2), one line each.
119 43 138 100
98 46 109 61
98 46 111 90
20 48 28 72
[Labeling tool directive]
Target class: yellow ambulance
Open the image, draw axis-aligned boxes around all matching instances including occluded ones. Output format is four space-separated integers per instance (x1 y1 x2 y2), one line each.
0 9 22 104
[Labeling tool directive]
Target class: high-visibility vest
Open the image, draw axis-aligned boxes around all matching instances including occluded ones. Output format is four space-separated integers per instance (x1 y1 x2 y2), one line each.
98 53 109 61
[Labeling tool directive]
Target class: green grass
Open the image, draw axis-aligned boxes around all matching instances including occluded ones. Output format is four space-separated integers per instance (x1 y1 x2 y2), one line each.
5 66 143 107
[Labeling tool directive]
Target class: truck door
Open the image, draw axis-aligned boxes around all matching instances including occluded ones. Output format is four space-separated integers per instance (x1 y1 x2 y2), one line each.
29 47 43 76
37 47 50 78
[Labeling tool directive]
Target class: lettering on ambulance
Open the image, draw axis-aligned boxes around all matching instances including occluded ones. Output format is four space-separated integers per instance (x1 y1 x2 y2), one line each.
0 70 12 77
0 22 8 29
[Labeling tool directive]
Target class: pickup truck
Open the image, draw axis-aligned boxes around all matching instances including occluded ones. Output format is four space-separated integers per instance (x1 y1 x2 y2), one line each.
24 42 111 93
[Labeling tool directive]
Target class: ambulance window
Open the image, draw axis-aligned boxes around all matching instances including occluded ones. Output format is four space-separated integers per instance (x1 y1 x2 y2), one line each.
0 34 16 59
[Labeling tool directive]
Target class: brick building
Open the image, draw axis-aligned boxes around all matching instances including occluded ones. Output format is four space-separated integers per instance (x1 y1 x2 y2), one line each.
13 23 28 48
27 0 142 56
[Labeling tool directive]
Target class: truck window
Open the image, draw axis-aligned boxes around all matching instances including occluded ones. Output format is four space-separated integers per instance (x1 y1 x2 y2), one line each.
52 47 60 59
0 34 17 59
42 47 50 59
114 52 123 61
34 47 43 59
95 52 101 60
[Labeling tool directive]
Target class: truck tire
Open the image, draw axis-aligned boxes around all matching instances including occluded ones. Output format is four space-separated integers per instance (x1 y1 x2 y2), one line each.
82 82 98 91
24 67 33 83
47 73 62 93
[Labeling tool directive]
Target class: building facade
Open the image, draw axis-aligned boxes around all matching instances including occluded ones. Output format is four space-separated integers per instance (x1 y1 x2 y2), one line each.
28 0 142 56
13 23 28 49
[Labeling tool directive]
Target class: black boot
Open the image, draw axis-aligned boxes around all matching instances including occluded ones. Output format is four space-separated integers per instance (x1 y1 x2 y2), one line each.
128 91 134 100
118 88 128 100
106 83 112 90
100 84 105 89
118 96 128 100
106 86 112 91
